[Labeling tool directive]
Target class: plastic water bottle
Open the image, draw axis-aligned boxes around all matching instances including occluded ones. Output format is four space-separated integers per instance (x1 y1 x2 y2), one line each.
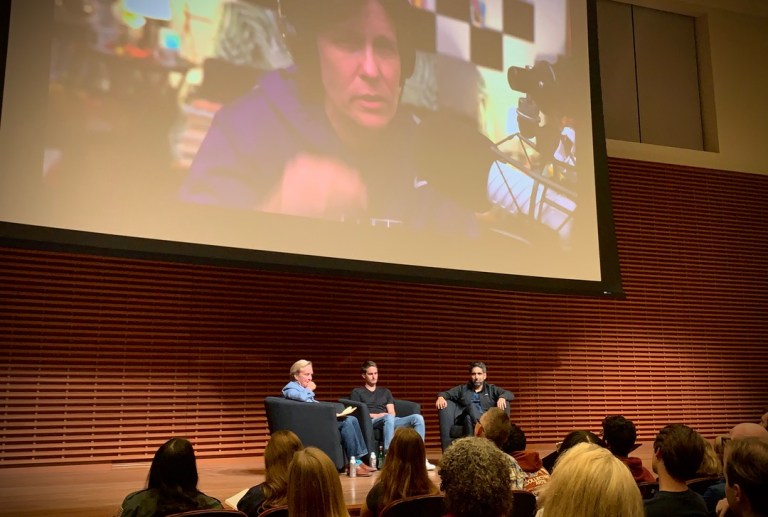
369 451 377 470
349 455 356 478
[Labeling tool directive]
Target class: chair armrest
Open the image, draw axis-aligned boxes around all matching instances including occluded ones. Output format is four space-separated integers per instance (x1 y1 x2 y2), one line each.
393 399 420 417
339 398 374 454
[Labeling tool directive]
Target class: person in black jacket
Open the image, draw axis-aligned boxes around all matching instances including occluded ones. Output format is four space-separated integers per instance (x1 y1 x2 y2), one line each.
435 361 513 427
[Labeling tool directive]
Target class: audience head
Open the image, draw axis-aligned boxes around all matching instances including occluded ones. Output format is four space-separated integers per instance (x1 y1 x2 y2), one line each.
263 430 304 507
724 437 768 517
147 437 199 494
560 430 605 454
287 447 349 517
652 423 706 482
145 437 206 515
440 437 512 517
475 407 511 448
697 438 722 478
731 423 768 440
602 415 638 457
538 442 644 517
503 423 527 454
760 411 768 430
377 427 435 508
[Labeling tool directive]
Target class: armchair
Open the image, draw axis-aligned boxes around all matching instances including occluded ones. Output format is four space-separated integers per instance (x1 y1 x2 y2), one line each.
263 396 346 470
437 399 510 451
339 397 421 454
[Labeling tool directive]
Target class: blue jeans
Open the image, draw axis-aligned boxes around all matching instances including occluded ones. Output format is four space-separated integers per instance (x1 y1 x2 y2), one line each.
338 416 368 461
372 414 426 450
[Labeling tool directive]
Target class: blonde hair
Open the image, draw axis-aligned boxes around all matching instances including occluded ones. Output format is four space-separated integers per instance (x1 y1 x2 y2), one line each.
262 430 304 508
697 439 722 477
290 359 312 379
287 447 349 517
539 443 644 517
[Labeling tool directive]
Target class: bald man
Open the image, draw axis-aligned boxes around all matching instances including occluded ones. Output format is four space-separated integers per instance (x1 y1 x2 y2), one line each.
711 423 768 517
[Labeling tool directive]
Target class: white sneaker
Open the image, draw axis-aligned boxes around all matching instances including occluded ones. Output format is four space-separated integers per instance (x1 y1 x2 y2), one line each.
425 460 436 471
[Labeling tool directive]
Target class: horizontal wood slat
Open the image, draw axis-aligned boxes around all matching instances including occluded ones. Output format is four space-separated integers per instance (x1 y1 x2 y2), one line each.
1 157 768 468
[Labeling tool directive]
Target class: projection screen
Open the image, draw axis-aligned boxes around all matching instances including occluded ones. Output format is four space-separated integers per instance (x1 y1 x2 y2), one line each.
0 0 621 294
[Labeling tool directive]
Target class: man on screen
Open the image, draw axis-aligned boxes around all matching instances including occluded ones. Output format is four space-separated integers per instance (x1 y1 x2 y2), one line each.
349 360 436 470
182 0 488 231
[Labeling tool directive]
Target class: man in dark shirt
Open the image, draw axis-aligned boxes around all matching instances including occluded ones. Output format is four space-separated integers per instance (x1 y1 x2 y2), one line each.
644 423 708 517
435 361 513 427
349 360 435 470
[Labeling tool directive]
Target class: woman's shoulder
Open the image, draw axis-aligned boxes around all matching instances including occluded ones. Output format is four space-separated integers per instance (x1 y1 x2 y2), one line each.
118 489 159 517
195 490 223 509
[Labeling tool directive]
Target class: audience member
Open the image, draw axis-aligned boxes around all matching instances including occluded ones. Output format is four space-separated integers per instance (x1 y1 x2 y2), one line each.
350 360 435 470
503 423 551 496
536 442 644 517
436 361 514 428
696 439 722 479
116 437 222 517
720 437 768 517
544 430 605 472
360 428 439 517
287 447 350 517
710 423 768 517
602 415 655 483
282 359 373 477
238 430 303 517
474 407 525 490
645 424 708 517
759 411 767 430
439 437 513 517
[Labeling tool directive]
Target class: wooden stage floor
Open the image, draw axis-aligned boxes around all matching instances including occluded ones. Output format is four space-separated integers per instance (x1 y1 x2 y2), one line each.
0 444 654 517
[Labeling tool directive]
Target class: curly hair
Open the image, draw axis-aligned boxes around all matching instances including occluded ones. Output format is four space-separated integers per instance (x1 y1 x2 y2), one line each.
439 437 512 517
375 428 438 511
539 443 644 517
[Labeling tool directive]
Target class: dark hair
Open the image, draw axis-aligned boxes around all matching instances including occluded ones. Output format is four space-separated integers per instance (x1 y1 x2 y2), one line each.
280 0 416 100
469 361 487 373
653 424 706 482
561 430 605 453
503 423 527 454
602 415 637 457
361 360 377 373
725 437 768 515
147 437 202 515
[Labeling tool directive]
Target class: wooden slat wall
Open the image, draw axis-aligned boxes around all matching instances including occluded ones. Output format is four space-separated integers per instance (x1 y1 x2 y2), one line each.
1 157 767 468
